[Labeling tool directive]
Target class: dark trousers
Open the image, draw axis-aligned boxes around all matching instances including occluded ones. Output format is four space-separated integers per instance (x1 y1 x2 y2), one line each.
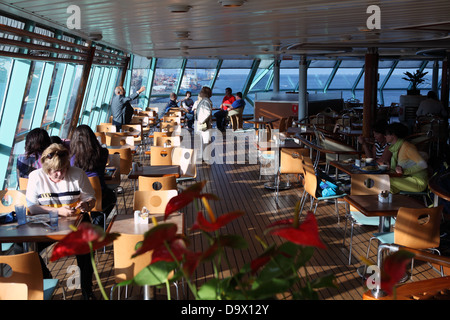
185 111 194 128
113 120 122 132
214 110 228 130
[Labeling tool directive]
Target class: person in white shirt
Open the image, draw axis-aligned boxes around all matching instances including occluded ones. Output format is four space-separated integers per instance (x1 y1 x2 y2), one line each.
416 91 447 118
26 143 97 299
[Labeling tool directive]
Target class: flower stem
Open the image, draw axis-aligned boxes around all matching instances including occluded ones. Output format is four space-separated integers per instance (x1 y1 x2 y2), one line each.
89 242 108 300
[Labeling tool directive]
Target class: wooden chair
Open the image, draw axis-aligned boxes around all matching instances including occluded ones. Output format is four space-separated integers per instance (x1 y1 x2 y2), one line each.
160 122 181 135
96 123 116 133
0 251 61 300
150 146 174 166
130 116 149 127
106 153 126 215
366 206 444 278
107 147 133 175
110 233 152 300
275 147 309 204
138 175 178 191
0 283 28 300
133 190 178 214
155 136 181 147
171 147 197 183
122 124 142 145
163 116 182 125
106 134 135 147
94 132 106 145
299 156 346 223
18 177 28 190
342 174 391 265
152 131 170 146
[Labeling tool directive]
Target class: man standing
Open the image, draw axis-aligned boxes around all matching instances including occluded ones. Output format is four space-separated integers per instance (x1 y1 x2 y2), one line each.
111 85 145 131
214 87 235 132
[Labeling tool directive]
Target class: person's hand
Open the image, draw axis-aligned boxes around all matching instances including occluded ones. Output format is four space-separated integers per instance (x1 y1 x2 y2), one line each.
75 200 92 213
138 86 146 94
58 206 76 217
395 165 403 174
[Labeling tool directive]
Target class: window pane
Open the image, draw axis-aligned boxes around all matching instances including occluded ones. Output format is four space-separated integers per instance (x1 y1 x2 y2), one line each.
0 57 13 120
307 68 333 90
328 67 362 89
279 69 299 91
179 68 215 96
17 61 45 134
152 59 183 95
42 63 65 125
213 68 250 93
130 68 149 108
249 69 272 92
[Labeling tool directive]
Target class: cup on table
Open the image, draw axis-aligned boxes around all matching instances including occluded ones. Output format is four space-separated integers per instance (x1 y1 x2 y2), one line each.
15 205 27 225
49 210 58 230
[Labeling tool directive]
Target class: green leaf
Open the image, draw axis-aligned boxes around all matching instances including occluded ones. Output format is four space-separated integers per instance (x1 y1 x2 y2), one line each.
198 278 222 300
249 277 293 300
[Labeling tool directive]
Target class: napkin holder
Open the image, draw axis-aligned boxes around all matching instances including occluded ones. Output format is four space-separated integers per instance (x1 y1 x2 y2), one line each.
134 208 149 224
378 191 392 203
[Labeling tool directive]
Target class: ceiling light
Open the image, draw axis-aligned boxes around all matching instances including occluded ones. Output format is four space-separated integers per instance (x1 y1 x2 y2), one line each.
219 0 246 7
88 32 103 41
168 5 192 13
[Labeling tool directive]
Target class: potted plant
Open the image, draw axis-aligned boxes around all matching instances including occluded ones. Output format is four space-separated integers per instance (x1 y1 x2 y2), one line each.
402 69 428 95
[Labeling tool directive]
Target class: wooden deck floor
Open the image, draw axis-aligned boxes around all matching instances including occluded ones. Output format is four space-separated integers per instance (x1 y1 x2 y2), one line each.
46 134 444 301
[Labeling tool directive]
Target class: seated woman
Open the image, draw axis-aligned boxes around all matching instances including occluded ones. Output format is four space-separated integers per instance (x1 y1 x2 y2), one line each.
357 120 391 165
70 125 116 224
17 128 51 178
26 143 97 299
384 122 428 194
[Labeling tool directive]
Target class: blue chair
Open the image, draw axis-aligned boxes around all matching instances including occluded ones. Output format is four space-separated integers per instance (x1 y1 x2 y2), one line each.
342 174 394 265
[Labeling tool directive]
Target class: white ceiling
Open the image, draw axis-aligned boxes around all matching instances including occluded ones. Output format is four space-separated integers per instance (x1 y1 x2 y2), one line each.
1 0 450 60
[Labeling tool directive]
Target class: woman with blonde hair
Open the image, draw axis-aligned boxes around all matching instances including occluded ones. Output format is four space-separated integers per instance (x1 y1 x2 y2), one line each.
26 143 97 299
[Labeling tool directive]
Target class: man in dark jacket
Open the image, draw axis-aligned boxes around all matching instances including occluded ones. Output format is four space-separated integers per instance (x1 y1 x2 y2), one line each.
111 85 145 131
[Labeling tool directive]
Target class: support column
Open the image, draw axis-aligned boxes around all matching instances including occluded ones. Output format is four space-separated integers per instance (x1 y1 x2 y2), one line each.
298 55 308 121
67 43 96 139
432 60 439 97
273 58 280 94
363 48 379 138
441 55 449 110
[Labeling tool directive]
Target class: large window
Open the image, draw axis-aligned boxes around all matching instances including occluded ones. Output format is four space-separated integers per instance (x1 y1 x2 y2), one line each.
307 60 336 92
279 60 300 91
179 59 217 96
42 63 65 126
0 57 13 121
16 61 45 135
213 59 253 94
152 58 183 96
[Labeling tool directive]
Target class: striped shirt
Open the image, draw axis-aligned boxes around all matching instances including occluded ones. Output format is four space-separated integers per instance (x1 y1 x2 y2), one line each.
26 166 95 209
375 141 389 159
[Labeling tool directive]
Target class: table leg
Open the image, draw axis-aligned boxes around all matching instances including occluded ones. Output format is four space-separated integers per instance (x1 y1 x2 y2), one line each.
143 285 152 300
379 216 392 233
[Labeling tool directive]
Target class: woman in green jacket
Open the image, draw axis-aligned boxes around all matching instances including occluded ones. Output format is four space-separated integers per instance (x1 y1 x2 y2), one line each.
385 122 428 194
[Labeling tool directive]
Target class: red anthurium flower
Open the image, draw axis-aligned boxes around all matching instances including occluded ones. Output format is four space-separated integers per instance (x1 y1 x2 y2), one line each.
50 222 120 261
380 250 414 295
191 210 245 232
164 181 219 219
266 211 327 249
132 223 179 258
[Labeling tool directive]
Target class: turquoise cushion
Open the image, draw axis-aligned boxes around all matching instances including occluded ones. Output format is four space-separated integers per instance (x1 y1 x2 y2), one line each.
1 243 14 252
43 279 59 300
372 232 394 244
350 211 380 226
